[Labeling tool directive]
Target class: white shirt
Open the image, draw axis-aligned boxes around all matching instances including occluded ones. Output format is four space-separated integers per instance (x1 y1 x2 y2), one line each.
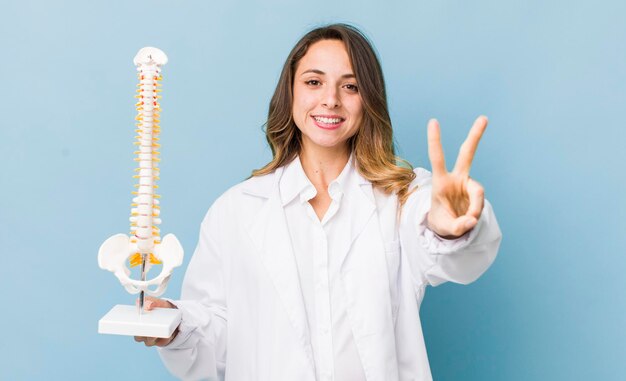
280 156 366 381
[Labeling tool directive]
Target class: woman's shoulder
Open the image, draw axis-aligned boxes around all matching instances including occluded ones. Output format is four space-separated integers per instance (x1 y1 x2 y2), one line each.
211 169 281 208
410 167 433 187
227 169 280 199
201 170 280 225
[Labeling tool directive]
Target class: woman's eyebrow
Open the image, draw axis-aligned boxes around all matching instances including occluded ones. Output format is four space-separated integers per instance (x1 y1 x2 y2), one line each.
300 69 355 79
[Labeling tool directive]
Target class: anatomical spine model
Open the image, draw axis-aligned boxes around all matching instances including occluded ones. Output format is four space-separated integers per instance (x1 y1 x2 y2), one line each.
98 47 183 300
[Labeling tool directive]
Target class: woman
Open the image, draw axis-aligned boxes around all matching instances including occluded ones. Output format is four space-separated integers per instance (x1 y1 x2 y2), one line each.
135 23 502 381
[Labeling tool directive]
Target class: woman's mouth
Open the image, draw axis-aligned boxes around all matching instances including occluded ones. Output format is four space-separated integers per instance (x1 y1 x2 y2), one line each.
311 115 345 130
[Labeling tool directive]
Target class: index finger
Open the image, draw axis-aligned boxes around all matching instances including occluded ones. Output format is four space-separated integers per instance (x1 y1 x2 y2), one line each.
453 115 488 175
427 119 447 176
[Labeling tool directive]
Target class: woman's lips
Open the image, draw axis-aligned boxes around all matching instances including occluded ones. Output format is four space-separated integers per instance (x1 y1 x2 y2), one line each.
311 115 344 130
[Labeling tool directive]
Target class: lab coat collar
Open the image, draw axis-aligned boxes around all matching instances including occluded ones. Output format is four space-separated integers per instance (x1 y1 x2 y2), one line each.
241 153 373 201
279 155 316 206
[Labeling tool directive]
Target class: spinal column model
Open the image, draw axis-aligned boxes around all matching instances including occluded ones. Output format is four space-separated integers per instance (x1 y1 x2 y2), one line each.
98 47 183 302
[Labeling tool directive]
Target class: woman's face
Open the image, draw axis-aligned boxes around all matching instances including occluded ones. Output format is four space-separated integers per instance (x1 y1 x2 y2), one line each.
292 39 363 153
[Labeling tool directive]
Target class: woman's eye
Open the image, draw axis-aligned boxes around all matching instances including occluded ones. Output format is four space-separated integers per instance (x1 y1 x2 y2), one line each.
344 84 359 92
306 80 321 86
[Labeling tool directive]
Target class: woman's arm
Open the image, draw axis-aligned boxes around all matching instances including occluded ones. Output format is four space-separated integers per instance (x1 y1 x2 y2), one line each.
400 168 502 288
401 167 502 288
403 116 502 288
157 200 229 381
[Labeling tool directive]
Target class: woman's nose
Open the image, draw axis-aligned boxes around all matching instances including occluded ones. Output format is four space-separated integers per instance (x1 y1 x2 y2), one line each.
322 86 341 108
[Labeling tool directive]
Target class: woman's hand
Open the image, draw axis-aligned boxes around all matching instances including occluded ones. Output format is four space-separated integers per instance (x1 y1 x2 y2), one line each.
426 116 487 239
133 296 180 347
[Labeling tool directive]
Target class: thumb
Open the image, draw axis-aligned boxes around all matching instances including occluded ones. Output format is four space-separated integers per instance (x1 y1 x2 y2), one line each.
145 296 177 310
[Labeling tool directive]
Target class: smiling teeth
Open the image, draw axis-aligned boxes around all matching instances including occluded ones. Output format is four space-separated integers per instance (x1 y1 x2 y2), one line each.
314 116 343 124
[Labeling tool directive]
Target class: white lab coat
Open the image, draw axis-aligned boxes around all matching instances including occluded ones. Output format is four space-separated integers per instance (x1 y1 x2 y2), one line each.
158 165 502 381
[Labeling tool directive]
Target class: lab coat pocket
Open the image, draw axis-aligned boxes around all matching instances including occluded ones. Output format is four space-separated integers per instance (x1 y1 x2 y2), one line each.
385 239 401 324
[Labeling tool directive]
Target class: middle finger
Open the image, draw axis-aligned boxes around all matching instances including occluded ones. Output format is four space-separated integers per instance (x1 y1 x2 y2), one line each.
453 116 487 175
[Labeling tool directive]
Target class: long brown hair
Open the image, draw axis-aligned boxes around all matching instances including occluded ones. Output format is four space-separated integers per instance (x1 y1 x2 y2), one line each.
252 23 416 205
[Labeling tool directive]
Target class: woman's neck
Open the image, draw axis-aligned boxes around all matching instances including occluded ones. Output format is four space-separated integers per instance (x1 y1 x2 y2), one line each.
299 144 350 190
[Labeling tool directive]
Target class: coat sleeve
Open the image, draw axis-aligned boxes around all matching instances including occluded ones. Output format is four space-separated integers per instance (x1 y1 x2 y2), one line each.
157 196 229 381
400 168 502 288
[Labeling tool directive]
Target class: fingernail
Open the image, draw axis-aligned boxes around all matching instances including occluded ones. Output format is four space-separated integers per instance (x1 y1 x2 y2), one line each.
465 219 476 229
145 300 153 310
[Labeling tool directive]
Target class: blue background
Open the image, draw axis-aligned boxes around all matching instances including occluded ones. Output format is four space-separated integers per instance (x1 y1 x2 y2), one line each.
1 1 624 380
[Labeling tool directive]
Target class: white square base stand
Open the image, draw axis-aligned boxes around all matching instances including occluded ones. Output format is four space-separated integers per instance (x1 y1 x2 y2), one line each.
98 304 182 338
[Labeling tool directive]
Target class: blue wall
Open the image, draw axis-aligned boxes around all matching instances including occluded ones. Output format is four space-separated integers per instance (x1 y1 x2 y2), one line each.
1 1 624 380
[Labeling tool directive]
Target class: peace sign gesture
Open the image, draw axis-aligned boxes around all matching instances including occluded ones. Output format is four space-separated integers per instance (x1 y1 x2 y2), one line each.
426 116 488 239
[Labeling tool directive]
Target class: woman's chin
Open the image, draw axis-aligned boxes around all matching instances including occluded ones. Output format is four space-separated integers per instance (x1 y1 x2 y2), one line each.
304 134 347 147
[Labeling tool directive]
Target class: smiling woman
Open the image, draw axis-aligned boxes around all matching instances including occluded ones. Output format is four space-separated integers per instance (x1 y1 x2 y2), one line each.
137 23 502 381
253 24 417 207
